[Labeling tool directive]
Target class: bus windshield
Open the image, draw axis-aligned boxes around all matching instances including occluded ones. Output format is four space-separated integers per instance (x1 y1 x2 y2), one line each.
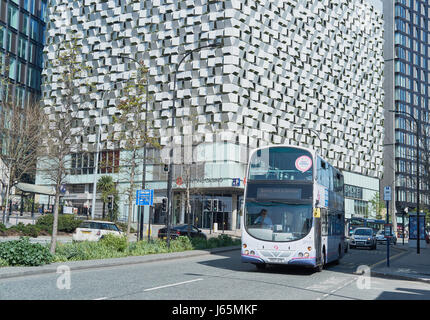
245 201 313 242
249 147 313 181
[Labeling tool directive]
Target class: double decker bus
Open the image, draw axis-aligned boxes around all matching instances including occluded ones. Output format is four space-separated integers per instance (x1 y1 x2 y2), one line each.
346 217 385 236
241 145 345 272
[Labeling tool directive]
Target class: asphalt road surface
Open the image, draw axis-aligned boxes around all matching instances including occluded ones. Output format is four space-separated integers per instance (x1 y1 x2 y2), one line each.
0 245 429 301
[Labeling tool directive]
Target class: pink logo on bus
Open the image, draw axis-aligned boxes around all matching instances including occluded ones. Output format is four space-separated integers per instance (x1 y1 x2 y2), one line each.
295 156 312 173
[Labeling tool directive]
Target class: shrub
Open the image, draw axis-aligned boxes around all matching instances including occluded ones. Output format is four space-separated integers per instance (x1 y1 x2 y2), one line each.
99 234 128 252
0 237 53 266
36 214 82 233
55 241 128 261
8 223 42 238
0 258 8 267
169 236 193 252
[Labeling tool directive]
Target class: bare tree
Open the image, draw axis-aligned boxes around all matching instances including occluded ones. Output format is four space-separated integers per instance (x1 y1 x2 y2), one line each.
110 61 160 236
38 36 91 253
0 101 46 223
0 52 46 223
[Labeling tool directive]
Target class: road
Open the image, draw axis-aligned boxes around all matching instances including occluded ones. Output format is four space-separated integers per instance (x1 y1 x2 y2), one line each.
0 245 429 301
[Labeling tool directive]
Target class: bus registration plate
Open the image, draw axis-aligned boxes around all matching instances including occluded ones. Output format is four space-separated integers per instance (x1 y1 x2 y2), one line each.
268 258 284 263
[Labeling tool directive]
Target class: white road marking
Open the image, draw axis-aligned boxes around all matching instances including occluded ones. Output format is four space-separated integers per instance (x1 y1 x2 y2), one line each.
143 278 203 292
93 297 108 300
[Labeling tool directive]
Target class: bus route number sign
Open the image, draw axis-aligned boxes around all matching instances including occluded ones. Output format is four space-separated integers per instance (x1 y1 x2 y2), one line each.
384 186 391 201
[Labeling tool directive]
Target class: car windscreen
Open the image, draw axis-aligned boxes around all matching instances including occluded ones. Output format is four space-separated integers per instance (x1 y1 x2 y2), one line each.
354 229 372 236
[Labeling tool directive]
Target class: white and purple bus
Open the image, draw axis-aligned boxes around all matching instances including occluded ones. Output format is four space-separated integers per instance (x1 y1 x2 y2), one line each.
241 145 345 272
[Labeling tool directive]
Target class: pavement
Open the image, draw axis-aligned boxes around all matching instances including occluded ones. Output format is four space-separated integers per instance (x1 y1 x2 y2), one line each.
370 240 430 284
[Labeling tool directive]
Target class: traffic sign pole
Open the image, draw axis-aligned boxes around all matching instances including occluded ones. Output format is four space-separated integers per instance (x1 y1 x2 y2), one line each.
386 200 390 268
384 186 391 268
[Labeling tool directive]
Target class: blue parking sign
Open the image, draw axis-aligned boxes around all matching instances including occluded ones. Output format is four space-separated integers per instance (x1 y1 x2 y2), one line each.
136 189 154 206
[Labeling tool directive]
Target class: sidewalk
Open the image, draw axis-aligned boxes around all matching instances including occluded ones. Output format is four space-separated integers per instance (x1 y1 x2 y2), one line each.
371 241 430 284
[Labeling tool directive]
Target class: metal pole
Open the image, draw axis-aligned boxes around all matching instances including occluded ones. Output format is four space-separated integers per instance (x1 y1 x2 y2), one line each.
386 200 390 267
390 110 420 254
416 119 420 254
91 116 102 220
166 43 222 247
402 211 405 245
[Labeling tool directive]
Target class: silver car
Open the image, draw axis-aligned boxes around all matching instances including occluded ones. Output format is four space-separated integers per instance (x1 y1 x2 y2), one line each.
349 227 377 250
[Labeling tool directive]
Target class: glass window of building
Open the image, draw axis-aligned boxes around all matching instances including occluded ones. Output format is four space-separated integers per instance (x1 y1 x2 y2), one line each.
40 0 46 22
0 26 4 49
20 12 29 36
8 3 18 29
18 36 26 59
9 56 16 80
30 17 38 41
6 30 16 54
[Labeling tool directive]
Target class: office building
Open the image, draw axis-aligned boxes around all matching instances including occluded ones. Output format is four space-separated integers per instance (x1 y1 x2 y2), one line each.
37 0 385 229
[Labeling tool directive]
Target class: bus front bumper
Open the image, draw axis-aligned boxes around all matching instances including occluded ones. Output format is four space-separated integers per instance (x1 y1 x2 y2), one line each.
241 253 317 267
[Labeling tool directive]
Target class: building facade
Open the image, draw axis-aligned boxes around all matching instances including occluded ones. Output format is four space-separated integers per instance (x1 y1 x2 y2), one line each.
37 0 385 229
0 0 46 206
382 0 430 230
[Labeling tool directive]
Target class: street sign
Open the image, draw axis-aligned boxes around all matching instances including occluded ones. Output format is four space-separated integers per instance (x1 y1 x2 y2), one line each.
384 186 391 201
232 178 240 187
136 189 154 206
384 224 393 238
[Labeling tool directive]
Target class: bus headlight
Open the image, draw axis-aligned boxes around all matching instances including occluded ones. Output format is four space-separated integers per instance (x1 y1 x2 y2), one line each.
245 250 249 255
304 252 309 258
298 252 303 258
243 244 247 249
250 250 255 255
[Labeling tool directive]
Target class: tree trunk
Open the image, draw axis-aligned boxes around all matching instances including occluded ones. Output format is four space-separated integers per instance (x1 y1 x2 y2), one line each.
127 163 136 236
50 185 61 254
102 202 105 219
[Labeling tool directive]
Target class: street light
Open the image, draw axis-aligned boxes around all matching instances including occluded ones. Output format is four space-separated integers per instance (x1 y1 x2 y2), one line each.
293 126 323 154
91 77 133 220
389 109 421 254
166 41 223 248
112 54 149 240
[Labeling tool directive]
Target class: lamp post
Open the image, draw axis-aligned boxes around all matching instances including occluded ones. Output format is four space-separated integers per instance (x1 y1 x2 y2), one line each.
114 54 149 240
166 41 222 248
91 77 133 220
293 126 323 154
389 109 420 254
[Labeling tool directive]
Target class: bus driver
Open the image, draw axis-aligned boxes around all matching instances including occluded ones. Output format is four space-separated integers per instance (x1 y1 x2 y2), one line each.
254 209 273 228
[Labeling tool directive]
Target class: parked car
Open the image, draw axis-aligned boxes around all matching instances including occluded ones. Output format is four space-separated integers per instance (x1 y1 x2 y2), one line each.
349 227 377 250
72 220 124 241
158 224 207 240
376 230 397 245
